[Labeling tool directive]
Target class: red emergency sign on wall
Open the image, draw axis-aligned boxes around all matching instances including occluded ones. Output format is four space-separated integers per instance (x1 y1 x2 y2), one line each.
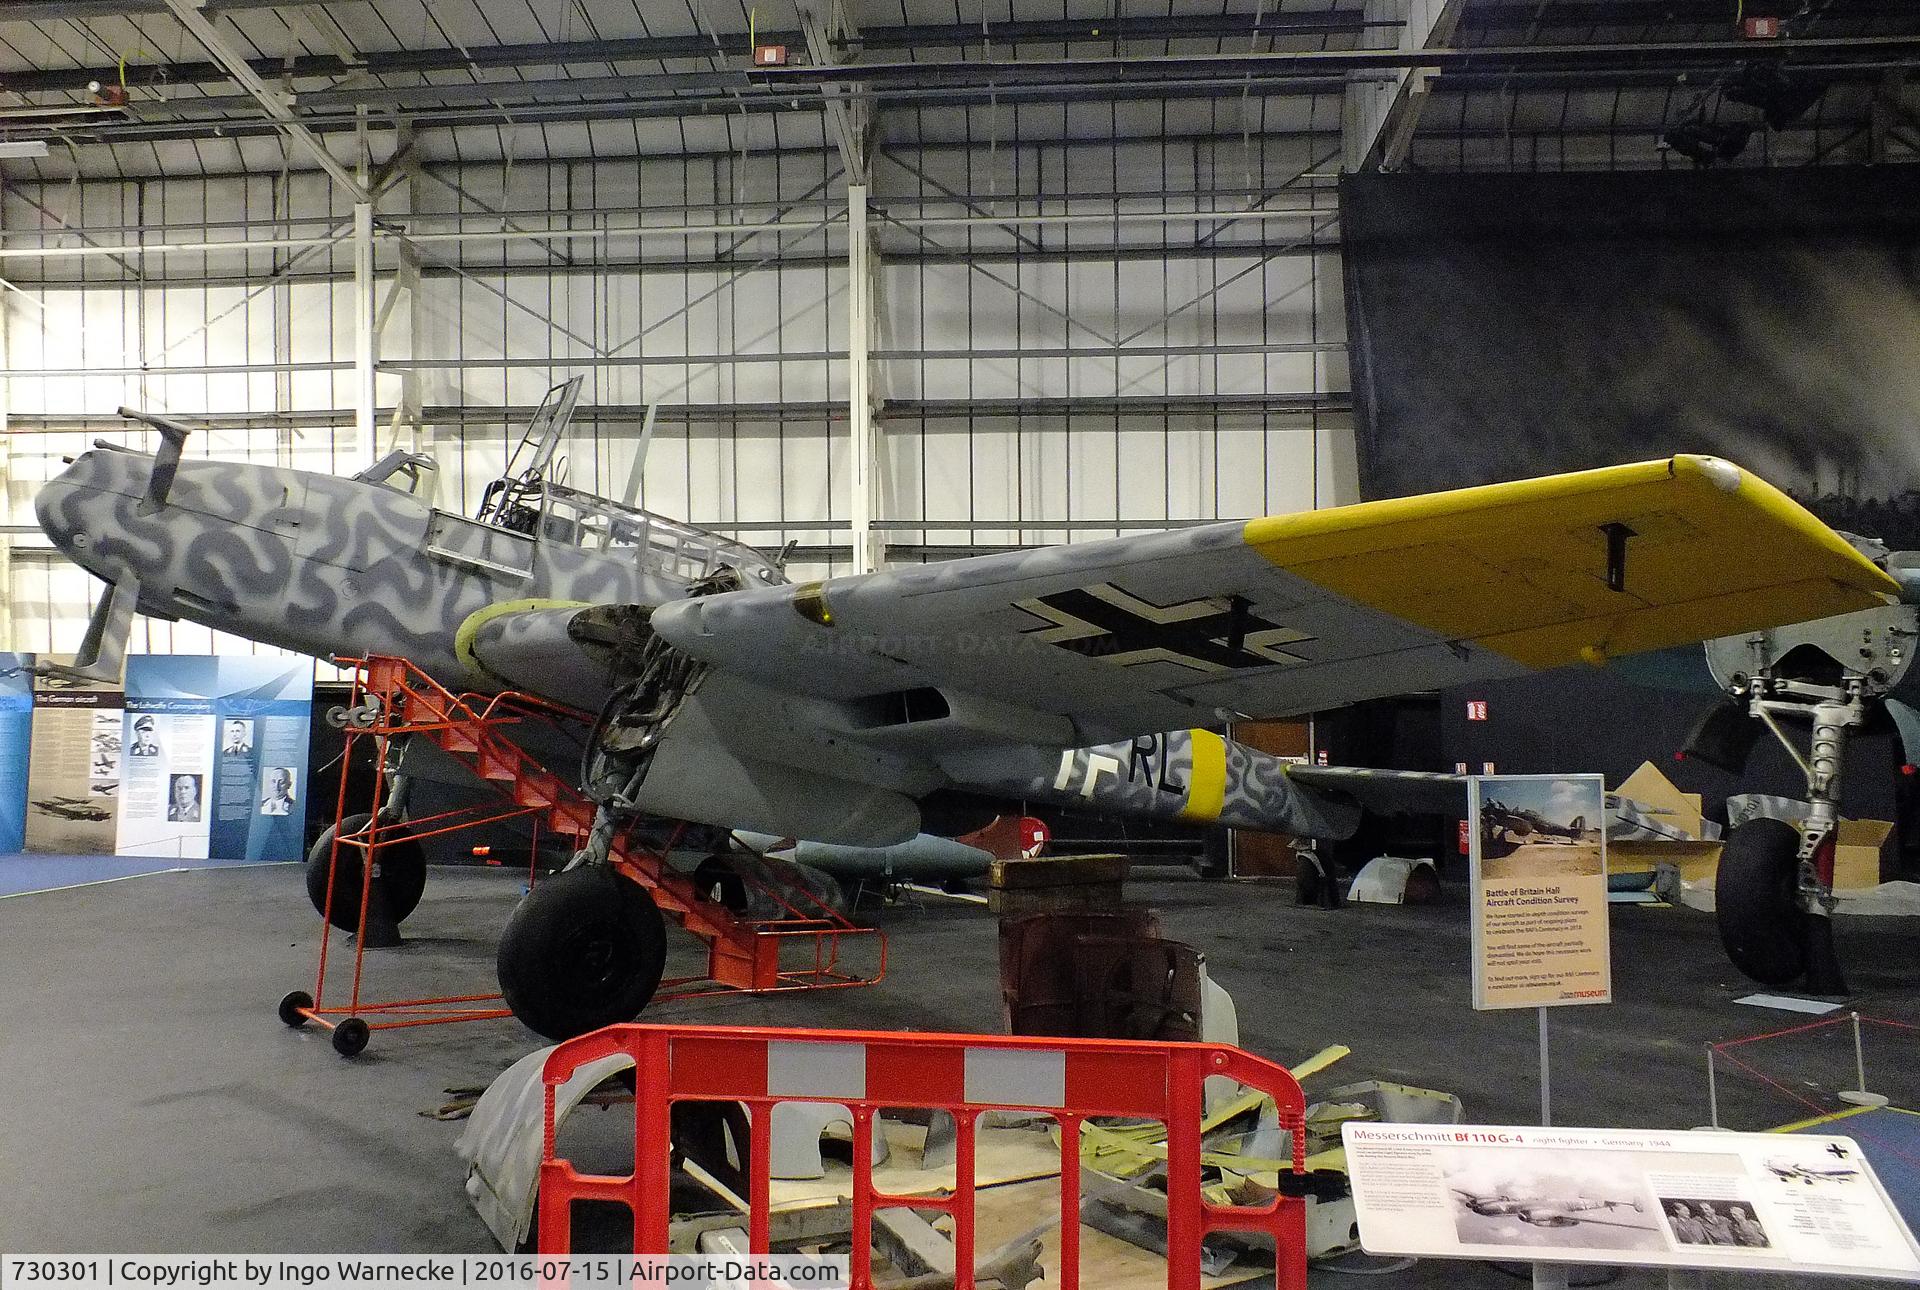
1466 700 1489 721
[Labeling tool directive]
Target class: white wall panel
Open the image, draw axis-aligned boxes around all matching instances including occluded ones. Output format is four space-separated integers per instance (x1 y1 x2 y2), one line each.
3 133 1351 653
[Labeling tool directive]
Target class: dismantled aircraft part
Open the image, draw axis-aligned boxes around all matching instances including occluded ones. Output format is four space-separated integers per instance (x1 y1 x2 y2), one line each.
668 1101 753 1200
759 1101 889 1181
1000 908 1158 1035
305 812 429 934
497 867 668 1041
1077 1170 1257 1277
872 1206 1045 1290
1715 817 1811 987
1346 856 1440 905
457 1042 637 1252
996 911 1226 1043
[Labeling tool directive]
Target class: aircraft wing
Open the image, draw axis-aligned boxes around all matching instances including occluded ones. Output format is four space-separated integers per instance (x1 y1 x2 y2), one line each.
649 456 1896 746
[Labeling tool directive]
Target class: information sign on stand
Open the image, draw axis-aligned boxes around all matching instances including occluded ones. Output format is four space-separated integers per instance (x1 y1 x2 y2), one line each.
1345 1123 1920 1280
1469 774 1612 1010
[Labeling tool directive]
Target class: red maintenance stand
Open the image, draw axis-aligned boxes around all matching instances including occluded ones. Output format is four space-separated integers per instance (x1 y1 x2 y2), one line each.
279 656 884 1056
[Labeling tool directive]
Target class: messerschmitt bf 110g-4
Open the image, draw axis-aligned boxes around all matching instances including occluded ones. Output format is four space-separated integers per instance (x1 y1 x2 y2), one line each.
32 383 1900 1036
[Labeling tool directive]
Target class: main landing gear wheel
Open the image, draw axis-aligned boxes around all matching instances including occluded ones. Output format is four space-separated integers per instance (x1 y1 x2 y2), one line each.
306 813 429 933
497 867 668 1042
1716 817 1809 987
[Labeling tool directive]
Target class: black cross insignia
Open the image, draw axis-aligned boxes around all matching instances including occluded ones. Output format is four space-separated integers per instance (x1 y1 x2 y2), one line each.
1827 1143 1851 1160
1015 583 1313 674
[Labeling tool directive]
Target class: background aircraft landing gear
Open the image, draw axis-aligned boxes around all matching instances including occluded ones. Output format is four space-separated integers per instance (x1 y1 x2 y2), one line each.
306 736 426 941
496 865 667 1041
1715 817 1808 986
305 812 428 936
1692 591 1920 995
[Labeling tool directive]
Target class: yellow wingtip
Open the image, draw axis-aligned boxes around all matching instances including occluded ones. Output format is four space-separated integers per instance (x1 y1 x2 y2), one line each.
1240 456 1898 672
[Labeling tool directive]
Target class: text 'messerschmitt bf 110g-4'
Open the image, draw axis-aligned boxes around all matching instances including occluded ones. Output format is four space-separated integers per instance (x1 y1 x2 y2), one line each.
30 383 1903 1035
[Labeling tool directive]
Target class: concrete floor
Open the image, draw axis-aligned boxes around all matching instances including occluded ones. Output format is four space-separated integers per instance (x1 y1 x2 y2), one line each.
1 863 1917 1286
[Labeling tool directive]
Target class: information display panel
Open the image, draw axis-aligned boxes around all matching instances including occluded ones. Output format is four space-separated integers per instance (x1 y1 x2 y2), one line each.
1345 1122 1920 1280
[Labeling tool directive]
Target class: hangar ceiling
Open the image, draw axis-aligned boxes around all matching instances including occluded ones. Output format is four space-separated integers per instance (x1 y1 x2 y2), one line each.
0 1 1916 175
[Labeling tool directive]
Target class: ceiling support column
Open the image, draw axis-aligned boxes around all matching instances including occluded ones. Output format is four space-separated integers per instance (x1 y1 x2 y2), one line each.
352 197 377 471
847 182 881 574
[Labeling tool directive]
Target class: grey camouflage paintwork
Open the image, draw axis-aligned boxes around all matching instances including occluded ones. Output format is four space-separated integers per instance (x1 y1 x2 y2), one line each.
35 446 1350 846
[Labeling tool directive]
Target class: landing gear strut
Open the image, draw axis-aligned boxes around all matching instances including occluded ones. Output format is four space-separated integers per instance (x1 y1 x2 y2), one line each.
496 594 722 1038
1701 594 1917 994
1714 684 1864 994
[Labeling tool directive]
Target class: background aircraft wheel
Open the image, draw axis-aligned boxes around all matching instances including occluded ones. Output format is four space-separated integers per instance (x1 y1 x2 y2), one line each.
331 1017 370 1057
1716 817 1808 986
305 813 428 932
277 990 313 1028
693 855 748 913
497 867 668 1041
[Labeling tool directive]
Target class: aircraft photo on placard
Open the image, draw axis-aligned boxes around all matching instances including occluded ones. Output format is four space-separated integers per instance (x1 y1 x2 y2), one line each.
1442 1150 1666 1253
1476 776 1605 881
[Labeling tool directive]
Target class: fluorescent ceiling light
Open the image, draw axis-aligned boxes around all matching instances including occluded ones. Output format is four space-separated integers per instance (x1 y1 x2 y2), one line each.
0 140 50 158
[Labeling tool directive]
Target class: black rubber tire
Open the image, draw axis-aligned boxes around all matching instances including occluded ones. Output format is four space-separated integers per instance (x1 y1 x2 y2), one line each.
1716 817 1809 986
693 855 749 913
306 813 429 932
497 867 669 1041
278 990 313 1028
332 1017 370 1057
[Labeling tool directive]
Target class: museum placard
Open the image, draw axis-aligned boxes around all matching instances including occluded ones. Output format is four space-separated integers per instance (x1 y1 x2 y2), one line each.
0 655 31 852
1344 1122 1920 1280
23 662 122 854
118 655 314 863
1468 773 1611 1009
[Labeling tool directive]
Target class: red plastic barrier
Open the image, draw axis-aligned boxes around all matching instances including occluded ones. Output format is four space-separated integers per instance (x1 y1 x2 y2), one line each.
538 1022 1310 1289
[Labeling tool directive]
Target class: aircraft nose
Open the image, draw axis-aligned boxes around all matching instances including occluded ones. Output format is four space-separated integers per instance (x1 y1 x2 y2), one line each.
34 448 148 570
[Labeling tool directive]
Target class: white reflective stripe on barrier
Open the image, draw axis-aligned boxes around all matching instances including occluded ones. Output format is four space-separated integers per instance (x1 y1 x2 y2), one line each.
964 1047 1066 1108
767 1040 867 1099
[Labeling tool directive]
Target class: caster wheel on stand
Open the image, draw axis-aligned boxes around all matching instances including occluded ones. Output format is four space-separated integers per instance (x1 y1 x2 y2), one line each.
332 1017 371 1057
278 990 314 1028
